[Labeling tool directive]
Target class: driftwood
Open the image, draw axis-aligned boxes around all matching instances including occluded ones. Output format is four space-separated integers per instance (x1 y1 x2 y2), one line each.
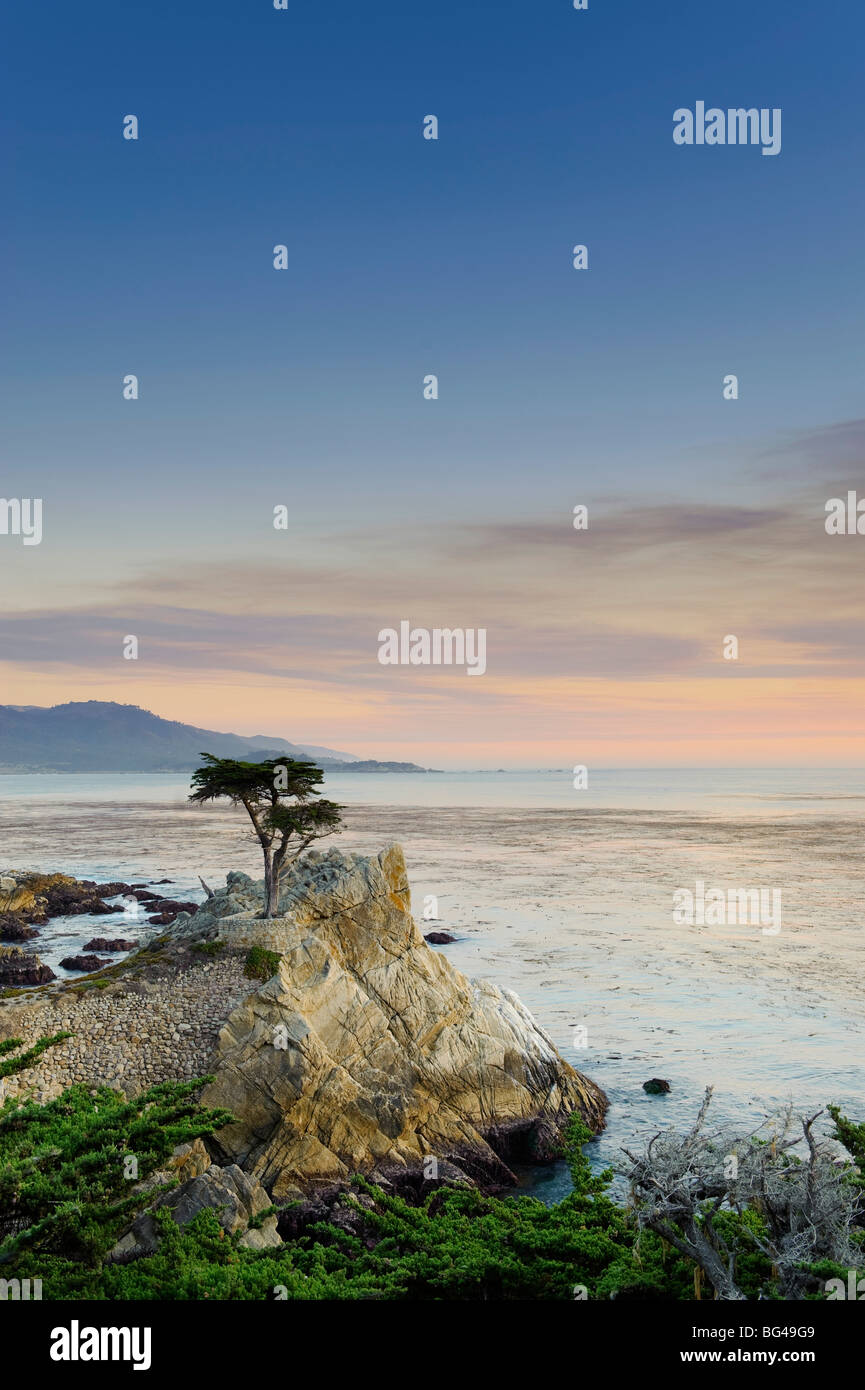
198 876 215 899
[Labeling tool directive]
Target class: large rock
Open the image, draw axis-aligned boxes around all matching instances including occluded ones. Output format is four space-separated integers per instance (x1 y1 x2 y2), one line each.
82 937 137 952
110 1154 281 1260
147 900 199 926
201 845 606 1198
0 944 55 987
58 954 113 973
170 871 260 935
0 871 136 924
0 914 39 943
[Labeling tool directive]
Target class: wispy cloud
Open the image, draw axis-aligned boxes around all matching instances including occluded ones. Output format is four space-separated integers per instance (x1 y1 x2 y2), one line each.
2 489 864 760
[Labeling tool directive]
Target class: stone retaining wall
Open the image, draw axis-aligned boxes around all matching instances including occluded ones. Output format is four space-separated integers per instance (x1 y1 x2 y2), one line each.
0 956 255 1105
214 918 292 953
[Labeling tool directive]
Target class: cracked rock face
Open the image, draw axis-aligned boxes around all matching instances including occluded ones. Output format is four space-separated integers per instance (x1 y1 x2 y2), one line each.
201 845 606 1197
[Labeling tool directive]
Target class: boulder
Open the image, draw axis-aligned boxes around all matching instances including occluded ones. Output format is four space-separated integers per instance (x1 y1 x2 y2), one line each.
82 938 137 952
0 880 50 923
0 944 55 987
424 931 456 944
0 914 39 942
85 880 135 898
128 1137 211 1200
146 901 199 926
168 871 261 937
109 1161 281 1260
642 1078 671 1095
58 954 112 973
201 846 606 1198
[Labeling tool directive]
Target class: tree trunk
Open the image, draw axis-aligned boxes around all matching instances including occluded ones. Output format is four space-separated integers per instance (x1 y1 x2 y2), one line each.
685 1222 747 1301
653 1219 747 1301
263 850 279 917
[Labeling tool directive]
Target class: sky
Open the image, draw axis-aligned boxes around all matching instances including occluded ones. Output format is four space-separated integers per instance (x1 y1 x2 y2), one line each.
2 0 865 768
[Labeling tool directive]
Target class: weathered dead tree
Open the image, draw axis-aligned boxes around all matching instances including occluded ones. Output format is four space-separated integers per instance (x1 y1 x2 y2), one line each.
622 1087 862 1300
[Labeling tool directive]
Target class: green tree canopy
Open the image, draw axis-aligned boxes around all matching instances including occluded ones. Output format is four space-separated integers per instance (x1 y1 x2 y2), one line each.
189 753 343 917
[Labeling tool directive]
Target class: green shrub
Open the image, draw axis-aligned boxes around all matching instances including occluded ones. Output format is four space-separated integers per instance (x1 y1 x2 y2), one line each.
828 1104 865 1190
243 946 281 982
0 1077 234 1269
2 1083 861 1302
192 940 223 956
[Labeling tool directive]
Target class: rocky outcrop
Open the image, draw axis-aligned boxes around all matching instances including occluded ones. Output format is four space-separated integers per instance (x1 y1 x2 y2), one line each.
200 846 606 1198
0 944 55 987
82 937 137 953
0 914 39 942
0 873 115 922
0 871 199 932
169 870 261 935
58 954 113 973
109 1142 281 1260
147 901 199 926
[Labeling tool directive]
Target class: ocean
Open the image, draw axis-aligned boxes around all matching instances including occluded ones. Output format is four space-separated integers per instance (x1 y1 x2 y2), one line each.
1 768 863 1196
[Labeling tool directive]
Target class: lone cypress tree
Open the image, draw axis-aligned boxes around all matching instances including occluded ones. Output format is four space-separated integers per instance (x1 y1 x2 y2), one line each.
189 754 343 917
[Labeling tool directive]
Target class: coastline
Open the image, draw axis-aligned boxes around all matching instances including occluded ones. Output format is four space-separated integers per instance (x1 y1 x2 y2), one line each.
0 847 607 1198
0 781 862 1308
1 774 863 1182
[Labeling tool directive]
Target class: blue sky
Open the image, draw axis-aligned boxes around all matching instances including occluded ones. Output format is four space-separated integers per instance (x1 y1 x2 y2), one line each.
2 1 864 764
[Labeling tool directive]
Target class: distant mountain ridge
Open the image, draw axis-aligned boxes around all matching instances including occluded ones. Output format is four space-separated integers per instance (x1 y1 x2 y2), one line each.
0 702 429 773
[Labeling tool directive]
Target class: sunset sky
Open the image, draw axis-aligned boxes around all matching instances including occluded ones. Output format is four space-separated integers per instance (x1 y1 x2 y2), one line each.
2 0 864 767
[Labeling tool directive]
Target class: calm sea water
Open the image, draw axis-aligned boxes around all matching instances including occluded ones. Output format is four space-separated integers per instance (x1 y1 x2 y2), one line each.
1 766 864 813
1 768 863 1198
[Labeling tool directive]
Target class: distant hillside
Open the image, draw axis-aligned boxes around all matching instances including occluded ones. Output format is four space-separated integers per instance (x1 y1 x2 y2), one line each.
0 702 429 773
